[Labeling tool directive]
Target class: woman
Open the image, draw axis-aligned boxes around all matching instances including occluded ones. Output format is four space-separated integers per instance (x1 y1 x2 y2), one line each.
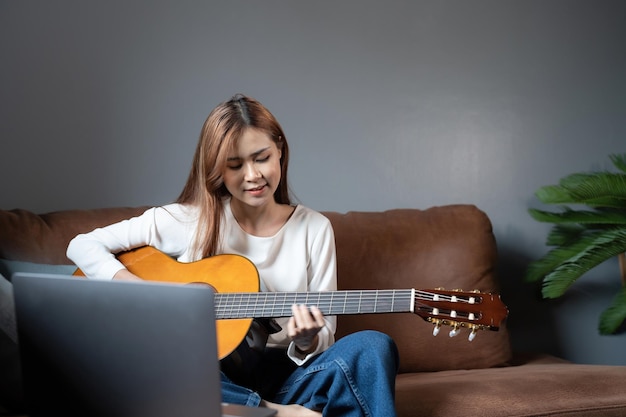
66 94 399 417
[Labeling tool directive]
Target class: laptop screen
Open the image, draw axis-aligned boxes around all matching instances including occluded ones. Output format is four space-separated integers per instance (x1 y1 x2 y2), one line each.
13 272 222 417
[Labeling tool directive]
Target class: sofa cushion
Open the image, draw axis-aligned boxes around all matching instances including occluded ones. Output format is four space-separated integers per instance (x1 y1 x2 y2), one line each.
325 205 512 373
395 353 626 417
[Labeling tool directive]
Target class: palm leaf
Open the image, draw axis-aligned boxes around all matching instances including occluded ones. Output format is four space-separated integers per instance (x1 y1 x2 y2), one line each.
525 237 597 282
535 185 577 204
541 229 626 298
534 185 573 204
598 288 626 335
528 153 626 334
528 208 626 225
562 173 626 207
545 224 586 246
536 172 626 208
609 153 626 174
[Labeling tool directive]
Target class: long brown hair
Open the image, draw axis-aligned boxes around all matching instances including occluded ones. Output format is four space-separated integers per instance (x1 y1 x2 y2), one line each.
176 94 291 258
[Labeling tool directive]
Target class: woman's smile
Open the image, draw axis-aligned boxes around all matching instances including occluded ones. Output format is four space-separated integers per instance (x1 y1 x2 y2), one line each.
246 184 268 196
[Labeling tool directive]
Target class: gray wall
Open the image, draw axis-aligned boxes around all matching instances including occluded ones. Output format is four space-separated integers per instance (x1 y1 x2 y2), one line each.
1 1 625 364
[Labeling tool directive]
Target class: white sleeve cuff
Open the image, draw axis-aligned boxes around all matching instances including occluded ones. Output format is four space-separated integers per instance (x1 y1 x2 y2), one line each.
286 326 334 366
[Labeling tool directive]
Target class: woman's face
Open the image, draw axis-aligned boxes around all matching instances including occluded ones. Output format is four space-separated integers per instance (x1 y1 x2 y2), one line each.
223 128 282 209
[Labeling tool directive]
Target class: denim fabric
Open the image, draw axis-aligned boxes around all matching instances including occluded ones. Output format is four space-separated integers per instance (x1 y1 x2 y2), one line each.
220 374 263 407
221 330 399 416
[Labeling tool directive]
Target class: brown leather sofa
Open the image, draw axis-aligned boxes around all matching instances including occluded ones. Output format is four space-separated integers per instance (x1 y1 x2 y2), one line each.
1 204 626 416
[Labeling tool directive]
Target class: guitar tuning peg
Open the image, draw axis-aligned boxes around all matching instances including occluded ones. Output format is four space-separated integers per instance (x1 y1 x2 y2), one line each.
468 326 478 342
449 323 460 338
432 320 442 336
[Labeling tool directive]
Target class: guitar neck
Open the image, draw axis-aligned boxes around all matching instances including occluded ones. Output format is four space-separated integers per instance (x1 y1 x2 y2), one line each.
214 289 415 319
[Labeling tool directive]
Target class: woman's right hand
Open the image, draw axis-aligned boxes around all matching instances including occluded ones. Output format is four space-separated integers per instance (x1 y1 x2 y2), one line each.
113 269 143 281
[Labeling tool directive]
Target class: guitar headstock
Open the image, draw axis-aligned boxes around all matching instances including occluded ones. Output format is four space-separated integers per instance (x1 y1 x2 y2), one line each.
413 289 508 341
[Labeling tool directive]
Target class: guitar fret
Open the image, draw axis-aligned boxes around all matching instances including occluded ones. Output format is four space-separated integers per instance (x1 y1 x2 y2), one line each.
358 291 363 314
214 289 415 320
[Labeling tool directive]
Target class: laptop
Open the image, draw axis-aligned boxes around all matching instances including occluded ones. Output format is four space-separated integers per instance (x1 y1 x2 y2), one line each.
12 272 275 417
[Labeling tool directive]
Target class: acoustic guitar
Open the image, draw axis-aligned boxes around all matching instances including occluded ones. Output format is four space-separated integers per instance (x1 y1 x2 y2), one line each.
74 246 508 359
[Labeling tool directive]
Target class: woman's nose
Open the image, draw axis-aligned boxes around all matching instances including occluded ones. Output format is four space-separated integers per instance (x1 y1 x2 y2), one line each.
244 163 262 180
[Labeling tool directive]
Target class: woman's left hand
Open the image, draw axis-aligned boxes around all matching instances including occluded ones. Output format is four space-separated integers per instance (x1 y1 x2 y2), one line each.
288 304 325 354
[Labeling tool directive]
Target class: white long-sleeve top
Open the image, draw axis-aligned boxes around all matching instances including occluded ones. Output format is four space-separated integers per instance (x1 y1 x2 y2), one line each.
66 199 337 364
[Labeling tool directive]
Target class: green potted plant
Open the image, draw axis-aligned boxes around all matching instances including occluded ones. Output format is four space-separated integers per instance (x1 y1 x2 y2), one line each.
525 153 626 334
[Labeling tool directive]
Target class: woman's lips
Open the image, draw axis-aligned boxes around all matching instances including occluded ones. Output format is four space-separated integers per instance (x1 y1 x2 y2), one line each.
246 184 266 195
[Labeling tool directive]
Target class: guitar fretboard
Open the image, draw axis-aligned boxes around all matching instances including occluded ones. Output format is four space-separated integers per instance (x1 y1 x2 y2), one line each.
214 289 415 319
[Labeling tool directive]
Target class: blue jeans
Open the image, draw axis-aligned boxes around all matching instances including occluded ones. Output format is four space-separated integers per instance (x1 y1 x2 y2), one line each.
221 330 399 417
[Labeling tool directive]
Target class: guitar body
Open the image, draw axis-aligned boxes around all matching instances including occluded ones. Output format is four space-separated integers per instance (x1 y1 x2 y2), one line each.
74 246 260 360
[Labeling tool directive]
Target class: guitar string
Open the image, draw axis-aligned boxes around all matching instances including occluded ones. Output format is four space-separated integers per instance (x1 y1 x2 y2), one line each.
214 291 479 305
214 290 483 316
214 292 478 305
214 290 478 300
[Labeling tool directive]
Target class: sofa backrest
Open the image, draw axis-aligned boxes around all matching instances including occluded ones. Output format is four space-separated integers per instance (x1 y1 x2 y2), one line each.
0 204 512 373
0 207 149 265
325 205 512 373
